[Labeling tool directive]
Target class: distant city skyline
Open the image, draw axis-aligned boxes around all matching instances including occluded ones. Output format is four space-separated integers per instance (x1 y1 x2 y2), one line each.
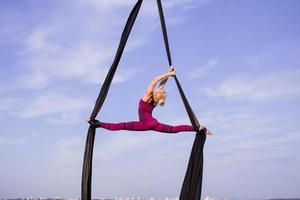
1 198 299 200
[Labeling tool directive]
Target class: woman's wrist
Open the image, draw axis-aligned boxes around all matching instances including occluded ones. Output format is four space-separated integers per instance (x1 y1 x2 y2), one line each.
155 73 170 82
157 74 169 81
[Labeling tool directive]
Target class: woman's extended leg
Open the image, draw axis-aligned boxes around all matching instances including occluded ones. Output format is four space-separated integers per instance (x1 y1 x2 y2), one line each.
98 121 151 131
153 122 196 133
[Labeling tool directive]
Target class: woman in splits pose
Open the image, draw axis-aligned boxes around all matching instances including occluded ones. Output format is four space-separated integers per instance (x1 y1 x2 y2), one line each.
87 67 213 135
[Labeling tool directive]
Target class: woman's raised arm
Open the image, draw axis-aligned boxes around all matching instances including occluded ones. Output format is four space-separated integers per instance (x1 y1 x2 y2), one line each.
142 67 175 101
142 73 169 101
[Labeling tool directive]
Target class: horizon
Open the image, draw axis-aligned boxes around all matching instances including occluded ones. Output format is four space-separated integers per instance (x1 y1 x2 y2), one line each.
0 198 300 200
1 198 300 200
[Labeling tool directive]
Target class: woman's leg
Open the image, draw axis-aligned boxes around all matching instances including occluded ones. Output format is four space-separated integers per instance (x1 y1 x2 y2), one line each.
153 122 196 133
98 121 151 131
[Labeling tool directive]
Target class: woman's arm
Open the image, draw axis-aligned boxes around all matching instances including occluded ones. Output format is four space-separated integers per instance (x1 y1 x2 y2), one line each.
142 67 175 101
158 66 175 89
148 73 169 90
142 73 170 101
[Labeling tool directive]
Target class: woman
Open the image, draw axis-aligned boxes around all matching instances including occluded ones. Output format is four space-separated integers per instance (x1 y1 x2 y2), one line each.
87 67 213 135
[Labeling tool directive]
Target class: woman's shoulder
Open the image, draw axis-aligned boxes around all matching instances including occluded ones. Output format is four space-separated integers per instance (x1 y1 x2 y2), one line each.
141 93 153 103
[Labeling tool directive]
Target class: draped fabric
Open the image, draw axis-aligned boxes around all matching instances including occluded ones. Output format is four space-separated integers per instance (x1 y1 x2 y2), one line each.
81 1 143 200
156 0 206 199
81 0 206 199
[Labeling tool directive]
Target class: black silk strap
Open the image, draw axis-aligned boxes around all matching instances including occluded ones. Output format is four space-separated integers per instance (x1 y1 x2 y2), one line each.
156 0 171 88
81 1 143 200
156 0 172 66
156 0 206 199
89 0 143 119
81 0 206 200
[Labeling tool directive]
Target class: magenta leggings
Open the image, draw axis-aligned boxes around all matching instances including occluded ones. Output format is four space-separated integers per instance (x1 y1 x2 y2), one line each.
96 99 196 133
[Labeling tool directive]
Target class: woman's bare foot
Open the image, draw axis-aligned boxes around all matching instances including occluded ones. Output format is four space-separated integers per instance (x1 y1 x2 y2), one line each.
206 129 214 135
199 125 213 135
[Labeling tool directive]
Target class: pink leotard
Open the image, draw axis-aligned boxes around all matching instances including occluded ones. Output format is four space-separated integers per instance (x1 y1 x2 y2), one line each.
96 99 196 133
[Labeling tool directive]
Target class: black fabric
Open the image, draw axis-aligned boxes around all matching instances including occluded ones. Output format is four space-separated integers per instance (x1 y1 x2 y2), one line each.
156 0 171 88
90 0 143 119
81 0 206 200
156 0 206 199
156 0 172 66
81 1 143 200
88 119 100 128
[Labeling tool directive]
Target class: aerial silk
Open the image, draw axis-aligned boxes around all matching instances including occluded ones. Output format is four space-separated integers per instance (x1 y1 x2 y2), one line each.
81 0 207 200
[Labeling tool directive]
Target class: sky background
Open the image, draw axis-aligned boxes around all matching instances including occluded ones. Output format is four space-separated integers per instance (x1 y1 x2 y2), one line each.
0 0 300 199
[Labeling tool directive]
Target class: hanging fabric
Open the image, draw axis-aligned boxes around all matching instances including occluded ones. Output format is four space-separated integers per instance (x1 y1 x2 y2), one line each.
81 1 143 200
155 1 206 199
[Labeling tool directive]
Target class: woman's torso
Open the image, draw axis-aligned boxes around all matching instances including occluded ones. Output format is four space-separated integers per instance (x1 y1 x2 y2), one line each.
139 94 156 121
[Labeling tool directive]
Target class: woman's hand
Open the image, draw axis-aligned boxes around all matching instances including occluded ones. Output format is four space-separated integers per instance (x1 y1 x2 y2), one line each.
168 71 175 76
167 66 175 76
168 66 174 73
199 125 213 135
168 69 176 76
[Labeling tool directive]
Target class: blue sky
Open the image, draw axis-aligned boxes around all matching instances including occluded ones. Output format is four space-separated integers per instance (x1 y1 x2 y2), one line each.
0 0 300 199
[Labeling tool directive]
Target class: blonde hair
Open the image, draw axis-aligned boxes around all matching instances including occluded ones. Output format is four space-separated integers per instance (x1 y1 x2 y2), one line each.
153 90 167 105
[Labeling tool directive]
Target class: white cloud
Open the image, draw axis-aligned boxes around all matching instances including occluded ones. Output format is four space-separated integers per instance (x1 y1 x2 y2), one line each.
13 0 213 90
24 26 60 52
189 57 219 78
0 98 19 110
199 106 300 193
45 112 84 125
94 133 164 160
55 137 83 167
206 70 300 100
75 0 211 12
201 109 277 137
164 0 213 9
18 33 118 89
16 11 139 89
40 136 83 196
42 132 194 198
74 0 136 9
15 92 88 118
1 92 90 124
0 135 34 146
18 69 49 89
198 107 300 173
18 45 139 89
